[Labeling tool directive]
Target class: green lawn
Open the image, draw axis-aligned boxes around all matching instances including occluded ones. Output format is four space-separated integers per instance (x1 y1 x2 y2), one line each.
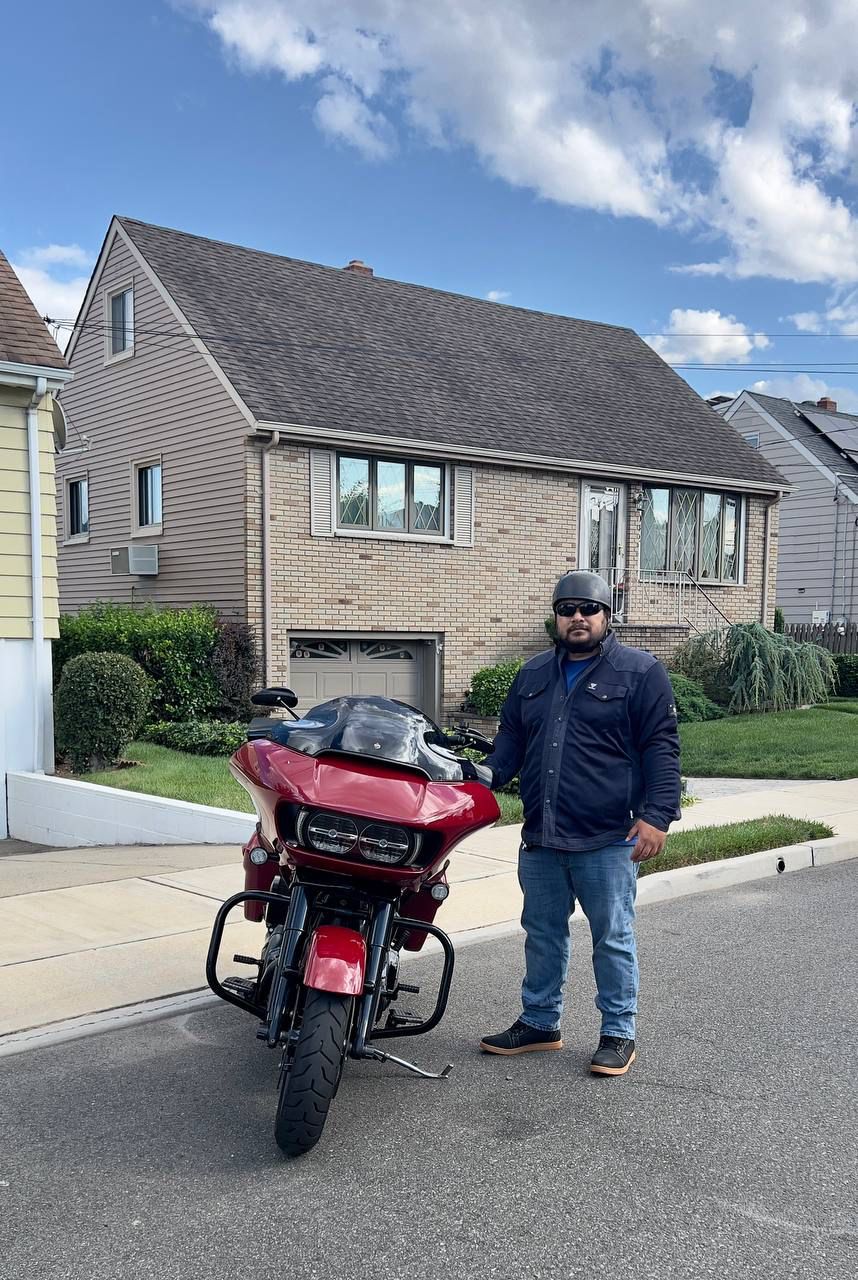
642 816 832 877
679 707 858 779
82 742 255 812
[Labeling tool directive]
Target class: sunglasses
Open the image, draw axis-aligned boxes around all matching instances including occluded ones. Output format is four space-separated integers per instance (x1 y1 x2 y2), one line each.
554 599 605 618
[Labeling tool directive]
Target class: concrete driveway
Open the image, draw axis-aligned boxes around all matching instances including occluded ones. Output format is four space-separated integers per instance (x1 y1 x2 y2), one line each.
1 861 856 1280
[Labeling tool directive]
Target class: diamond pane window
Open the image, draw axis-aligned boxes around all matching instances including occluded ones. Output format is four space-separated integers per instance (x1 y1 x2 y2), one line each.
700 492 722 579
376 461 406 529
640 488 669 572
336 456 446 536
413 465 442 531
670 489 698 573
339 457 370 526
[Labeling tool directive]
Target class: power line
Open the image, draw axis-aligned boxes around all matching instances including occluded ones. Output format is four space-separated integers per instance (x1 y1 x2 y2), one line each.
40 315 858 378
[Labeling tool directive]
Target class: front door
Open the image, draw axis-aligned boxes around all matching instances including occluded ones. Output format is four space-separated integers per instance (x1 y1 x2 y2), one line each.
579 481 627 620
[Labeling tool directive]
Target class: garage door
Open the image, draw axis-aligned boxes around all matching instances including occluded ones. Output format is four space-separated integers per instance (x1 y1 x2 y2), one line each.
289 638 424 712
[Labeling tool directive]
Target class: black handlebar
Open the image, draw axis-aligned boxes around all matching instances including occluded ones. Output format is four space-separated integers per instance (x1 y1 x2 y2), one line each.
447 724 495 755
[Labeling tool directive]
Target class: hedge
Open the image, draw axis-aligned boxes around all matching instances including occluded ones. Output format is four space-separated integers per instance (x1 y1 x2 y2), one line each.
468 658 524 717
142 720 247 756
834 654 858 697
56 652 152 772
54 604 259 722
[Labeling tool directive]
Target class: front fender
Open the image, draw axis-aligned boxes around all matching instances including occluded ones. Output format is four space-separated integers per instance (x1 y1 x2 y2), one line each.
303 925 366 996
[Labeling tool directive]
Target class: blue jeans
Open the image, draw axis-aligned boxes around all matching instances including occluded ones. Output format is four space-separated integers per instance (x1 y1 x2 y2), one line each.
517 843 639 1039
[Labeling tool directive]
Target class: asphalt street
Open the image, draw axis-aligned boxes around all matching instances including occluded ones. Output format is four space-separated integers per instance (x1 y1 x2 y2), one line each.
2 863 857 1280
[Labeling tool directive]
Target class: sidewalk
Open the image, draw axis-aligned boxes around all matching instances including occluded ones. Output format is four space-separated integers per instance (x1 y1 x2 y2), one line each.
2 777 857 1043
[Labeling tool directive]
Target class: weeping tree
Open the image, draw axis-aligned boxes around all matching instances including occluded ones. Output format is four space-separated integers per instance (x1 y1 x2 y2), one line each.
726 622 836 713
673 622 836 715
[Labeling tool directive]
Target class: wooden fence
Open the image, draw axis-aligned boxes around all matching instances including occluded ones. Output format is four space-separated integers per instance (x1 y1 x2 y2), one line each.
783 621 858 653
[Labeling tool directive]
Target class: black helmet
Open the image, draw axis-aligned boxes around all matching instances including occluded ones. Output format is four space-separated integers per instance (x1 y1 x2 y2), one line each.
552 570 612 610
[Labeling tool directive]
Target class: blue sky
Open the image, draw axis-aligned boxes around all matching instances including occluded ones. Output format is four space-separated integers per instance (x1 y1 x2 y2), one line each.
4 0 858 409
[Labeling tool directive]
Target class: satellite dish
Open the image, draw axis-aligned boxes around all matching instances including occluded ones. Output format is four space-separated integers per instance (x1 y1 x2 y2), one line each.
51 397 68 452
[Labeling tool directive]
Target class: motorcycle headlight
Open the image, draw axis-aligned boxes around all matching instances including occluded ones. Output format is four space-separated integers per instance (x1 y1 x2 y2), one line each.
358 823 413 865
296 810 419 865
305 812 359 856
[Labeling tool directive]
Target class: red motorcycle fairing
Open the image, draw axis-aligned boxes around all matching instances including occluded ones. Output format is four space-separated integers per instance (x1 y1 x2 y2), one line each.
242 828 277 921
304 925 367 995
231 740 499 889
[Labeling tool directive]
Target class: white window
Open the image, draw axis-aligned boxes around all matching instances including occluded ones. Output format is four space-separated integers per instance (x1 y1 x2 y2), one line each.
106 284 134 360
132 459 162 533
309 449 473 545
337 455 446 535
743 432 761 449
640 486 743 583
65 475 89 541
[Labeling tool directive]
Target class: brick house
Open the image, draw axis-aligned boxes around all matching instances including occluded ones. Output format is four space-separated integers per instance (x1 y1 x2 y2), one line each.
55 217 786 720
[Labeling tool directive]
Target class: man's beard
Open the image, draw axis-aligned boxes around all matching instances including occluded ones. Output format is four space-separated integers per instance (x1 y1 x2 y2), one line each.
556 621 607 655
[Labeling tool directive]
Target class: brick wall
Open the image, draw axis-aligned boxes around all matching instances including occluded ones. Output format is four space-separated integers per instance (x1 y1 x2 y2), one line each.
246 445 574 717
246 446 780 717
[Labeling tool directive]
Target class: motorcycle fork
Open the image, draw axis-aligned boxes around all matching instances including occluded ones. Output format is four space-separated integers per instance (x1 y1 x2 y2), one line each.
261 884 309 1048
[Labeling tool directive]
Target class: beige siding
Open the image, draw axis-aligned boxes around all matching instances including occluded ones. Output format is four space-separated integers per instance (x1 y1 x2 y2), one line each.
0 391 59 640
729 400 854 623
56 234 249 616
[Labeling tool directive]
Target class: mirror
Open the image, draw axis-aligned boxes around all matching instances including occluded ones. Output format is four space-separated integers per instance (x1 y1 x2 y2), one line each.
251 687 299 708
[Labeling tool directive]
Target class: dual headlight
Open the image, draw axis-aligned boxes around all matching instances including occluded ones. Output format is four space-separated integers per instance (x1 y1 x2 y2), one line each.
296 809 420 866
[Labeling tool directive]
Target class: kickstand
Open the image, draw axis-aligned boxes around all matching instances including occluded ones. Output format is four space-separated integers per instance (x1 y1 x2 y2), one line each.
363 1047 453 1080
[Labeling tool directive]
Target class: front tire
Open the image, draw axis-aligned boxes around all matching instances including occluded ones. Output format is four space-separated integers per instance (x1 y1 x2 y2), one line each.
274 988 353 1157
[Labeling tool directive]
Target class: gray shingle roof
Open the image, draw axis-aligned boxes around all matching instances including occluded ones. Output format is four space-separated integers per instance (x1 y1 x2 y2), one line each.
0 250 67 369
748 393 858 479
118 217 784 490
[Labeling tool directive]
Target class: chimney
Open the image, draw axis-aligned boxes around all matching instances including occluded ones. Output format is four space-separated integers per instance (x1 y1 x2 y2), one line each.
343 259 373 277
817 396 837 412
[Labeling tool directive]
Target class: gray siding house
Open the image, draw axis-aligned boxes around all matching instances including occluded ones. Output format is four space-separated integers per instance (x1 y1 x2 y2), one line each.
721 392 858 624
56 217 787 720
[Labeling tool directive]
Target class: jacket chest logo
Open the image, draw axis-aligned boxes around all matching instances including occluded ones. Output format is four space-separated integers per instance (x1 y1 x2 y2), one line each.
587 682 598 690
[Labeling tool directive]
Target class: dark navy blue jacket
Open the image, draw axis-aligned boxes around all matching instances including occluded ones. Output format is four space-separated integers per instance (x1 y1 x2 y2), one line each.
484 633 682 852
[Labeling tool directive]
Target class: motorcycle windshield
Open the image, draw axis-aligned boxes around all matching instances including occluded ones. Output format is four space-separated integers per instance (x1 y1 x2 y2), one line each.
266 695 468 782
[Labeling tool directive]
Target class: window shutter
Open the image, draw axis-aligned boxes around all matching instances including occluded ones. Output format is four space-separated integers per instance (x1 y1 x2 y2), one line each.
310 449 336 536
452 466 475 547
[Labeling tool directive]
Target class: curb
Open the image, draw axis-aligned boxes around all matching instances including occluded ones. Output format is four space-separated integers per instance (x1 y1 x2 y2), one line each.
2 837 855 1060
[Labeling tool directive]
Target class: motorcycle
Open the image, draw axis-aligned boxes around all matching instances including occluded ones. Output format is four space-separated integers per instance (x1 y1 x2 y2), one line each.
206 688 499 1157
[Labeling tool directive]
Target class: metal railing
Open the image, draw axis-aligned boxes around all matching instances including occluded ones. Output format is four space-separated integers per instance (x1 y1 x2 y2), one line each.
613 567 733 633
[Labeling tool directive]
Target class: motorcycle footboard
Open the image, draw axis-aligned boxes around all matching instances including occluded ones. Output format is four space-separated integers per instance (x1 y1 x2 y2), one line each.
206 889 289 1018
370 917 455 1040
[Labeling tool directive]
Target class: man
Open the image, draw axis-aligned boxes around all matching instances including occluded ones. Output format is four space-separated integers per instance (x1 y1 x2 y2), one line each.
480 570 681 1075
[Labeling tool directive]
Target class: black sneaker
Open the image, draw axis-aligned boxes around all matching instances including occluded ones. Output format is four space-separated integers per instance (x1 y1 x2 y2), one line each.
590 1035 636 1076
479 1019 563 1055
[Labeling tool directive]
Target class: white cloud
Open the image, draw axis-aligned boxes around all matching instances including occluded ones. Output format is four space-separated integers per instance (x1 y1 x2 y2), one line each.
18 244 93 269
749 373 858 414
789 289 858 336
10 247 93 352
646 308 770 364
188 0 858 283
486 289 511 302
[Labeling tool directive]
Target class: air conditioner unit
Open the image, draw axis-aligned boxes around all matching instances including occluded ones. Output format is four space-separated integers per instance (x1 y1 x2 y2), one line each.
111 545 159 575
128 545 159 575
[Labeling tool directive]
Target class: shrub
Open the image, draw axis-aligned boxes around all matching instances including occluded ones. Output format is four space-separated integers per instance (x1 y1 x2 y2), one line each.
667 672 724 723
142 720 246 756
773 607 785 634
55 603 221 721
834 654 858 697
671 631 733 707
468 658 524 716
56 652 152 772
726 622 836 713
211 617 260 718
